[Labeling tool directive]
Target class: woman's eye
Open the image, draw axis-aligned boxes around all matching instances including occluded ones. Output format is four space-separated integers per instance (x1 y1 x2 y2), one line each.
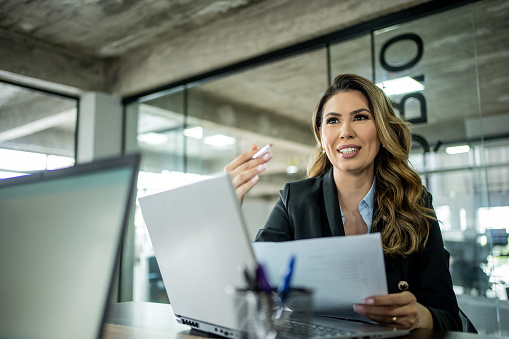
354 114 369 121
326 117 339 124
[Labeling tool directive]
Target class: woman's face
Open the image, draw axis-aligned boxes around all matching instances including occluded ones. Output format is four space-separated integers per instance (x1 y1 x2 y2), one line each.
320 90 380 177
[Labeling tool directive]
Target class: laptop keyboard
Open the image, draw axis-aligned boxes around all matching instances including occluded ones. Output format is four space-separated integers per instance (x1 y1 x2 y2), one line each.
283 320 356 338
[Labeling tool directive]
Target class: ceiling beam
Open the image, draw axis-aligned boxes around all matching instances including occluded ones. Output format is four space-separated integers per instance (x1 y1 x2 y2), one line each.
0 109 75 143
0 29 110 93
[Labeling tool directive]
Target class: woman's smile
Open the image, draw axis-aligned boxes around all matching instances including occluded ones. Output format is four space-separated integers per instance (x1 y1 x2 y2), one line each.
337 144 361 158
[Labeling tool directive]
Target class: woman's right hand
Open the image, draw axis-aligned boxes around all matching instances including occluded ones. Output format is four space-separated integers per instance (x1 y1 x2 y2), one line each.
224 145 272 205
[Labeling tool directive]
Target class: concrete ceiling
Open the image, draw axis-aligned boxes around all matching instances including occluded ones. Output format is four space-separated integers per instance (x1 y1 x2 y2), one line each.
0 0 508 198
0 0 268 59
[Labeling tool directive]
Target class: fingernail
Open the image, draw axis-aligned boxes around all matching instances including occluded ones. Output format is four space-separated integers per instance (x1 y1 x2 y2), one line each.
353 304 364 313
364 298 374 305
262 153 272 161
251 175 259 183
257 164 266 172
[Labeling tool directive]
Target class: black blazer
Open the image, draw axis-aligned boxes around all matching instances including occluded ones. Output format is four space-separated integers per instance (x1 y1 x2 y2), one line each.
255 168 462 331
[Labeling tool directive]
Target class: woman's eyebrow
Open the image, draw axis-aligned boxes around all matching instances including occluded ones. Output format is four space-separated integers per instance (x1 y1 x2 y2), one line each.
324 108 371 117
350 108 371 115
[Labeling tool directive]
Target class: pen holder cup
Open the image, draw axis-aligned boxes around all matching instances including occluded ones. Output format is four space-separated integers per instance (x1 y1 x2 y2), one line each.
229 288 313 339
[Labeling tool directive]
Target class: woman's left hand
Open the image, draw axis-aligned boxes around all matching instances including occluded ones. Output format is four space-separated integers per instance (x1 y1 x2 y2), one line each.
353 291 433 330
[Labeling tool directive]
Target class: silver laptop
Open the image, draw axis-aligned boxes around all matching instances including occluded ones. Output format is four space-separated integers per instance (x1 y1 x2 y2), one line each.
138 174 409 338
0 154 140 339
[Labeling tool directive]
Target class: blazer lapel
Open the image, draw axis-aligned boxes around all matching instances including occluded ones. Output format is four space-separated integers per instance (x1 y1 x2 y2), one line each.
322 168 345 236
370 189 382 233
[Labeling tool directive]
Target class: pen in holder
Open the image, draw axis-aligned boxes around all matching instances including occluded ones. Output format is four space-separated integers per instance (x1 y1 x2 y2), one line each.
231 289 277 339
229 287 313 339
229 258 313 338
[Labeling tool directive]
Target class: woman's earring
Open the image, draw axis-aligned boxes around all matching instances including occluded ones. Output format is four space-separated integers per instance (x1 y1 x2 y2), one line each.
322 148 326 154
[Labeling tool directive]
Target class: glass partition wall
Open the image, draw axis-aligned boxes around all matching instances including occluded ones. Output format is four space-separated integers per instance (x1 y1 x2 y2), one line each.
129 49 327 302
367 2 509 335
126 0 508 335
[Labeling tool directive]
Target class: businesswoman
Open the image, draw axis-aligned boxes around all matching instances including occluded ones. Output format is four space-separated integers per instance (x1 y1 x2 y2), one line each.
224 74 462 331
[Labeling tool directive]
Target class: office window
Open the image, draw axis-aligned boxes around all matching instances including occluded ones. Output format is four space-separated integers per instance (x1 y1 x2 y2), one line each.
0 82 77 178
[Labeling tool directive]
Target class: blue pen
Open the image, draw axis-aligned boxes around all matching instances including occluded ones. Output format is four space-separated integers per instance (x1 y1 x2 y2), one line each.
277 255 296 303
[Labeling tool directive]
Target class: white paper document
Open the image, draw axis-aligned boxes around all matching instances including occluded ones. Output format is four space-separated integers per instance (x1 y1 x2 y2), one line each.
252 233 388 318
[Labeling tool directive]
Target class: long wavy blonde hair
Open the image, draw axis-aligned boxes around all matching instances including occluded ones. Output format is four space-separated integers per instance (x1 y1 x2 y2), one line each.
308 74 434 257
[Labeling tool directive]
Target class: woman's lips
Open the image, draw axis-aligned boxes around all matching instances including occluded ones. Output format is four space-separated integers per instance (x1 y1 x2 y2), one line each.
337 145 360 158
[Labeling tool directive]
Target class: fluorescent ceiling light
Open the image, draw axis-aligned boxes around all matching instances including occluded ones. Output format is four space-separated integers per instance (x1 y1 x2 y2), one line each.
183 126 203 139
376 76 424 96
203 134 236 147
137 132 168 145
445 145 470 154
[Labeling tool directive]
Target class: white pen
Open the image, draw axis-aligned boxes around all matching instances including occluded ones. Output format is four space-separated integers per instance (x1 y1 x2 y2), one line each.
251 144 272 159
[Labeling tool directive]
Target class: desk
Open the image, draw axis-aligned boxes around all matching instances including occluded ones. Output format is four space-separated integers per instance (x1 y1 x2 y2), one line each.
101 302 504 339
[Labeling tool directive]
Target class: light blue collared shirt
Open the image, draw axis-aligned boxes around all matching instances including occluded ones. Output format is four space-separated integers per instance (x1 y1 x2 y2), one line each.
339 178 376 233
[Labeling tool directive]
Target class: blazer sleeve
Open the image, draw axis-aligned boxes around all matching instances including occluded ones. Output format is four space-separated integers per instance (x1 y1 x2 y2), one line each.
413 191 462 331
254 183 293 241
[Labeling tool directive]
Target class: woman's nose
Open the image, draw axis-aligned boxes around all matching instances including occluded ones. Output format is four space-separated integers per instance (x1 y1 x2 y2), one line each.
339 121 354 139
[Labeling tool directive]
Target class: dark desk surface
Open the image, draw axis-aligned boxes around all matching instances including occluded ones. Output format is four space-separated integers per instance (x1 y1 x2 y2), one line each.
102 302 504 339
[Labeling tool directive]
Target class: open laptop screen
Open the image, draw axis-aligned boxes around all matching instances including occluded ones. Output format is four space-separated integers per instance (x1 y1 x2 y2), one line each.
0 155 139 339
